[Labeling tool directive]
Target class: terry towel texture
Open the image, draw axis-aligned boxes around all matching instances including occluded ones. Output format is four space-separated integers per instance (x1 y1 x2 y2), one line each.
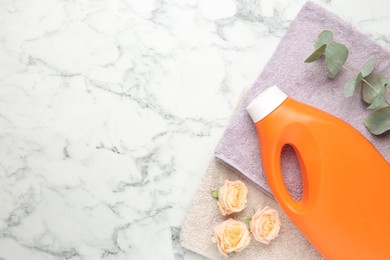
215 1 390 199
180 159 323 259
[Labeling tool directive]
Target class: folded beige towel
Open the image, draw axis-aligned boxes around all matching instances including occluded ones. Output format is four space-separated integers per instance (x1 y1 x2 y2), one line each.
180 159 323 259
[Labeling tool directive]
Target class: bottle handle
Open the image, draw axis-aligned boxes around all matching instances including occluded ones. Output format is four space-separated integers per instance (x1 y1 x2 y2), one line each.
265 123 320 216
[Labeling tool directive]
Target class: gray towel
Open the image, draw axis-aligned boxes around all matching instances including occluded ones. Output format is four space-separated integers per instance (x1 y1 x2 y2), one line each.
215 1 390 199
180 159 323 259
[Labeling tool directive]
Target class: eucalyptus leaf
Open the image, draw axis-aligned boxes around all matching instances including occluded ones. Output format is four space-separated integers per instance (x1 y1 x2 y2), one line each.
325 43 349 78
360 57 377 77
304 44 327 63
343 73 363 98
315 30 333 49
362 74 388 104
343 81 356 98
355 72 363 87
364 107 390 135
368 86 386 109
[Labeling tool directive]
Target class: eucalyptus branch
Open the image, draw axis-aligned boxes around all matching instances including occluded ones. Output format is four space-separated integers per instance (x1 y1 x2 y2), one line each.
305 30 390 135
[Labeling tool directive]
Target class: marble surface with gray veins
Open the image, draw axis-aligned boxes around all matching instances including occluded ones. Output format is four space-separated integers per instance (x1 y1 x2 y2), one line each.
1 0 390 259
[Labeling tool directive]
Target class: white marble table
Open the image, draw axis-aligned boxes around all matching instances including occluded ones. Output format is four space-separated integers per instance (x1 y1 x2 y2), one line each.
1 0 390 259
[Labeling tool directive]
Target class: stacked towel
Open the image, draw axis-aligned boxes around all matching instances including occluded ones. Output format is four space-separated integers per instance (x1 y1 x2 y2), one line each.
215 1 390 199
181 1 390 258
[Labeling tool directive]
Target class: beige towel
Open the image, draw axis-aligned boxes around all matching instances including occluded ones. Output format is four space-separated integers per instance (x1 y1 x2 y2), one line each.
180 159 323 259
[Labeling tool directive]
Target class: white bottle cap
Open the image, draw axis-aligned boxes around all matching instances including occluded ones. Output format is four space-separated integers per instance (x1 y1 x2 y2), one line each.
246 85 288 123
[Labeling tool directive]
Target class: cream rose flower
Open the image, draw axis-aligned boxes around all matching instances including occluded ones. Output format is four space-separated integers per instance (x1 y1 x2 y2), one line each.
214 218 251 256
217 180 248 216
250 206 281 244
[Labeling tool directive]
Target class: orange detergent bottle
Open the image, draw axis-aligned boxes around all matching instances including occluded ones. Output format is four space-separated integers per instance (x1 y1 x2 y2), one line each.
246 86 390 259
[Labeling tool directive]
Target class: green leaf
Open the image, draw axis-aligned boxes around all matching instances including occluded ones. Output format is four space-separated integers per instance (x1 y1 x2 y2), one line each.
368 86 386 109
304 44 327 63
243 217 252 224
360 57 377 77
355 72 363 87
362 75 388 104
343 81 356 98
315 30 333 49
343 73 363 98
211 189 219 199
325 43 349 78
364 106 390 135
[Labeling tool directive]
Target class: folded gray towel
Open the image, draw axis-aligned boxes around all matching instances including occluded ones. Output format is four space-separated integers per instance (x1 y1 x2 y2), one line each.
215 1 390 199
180 159 323 259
